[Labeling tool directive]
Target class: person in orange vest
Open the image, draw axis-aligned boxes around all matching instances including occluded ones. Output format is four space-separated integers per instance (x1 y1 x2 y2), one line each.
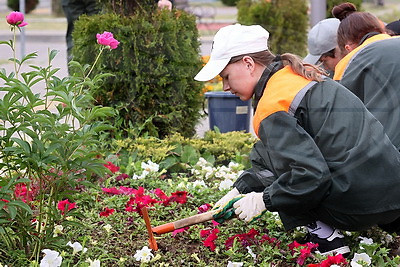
195 24 400 256
332 2 400 151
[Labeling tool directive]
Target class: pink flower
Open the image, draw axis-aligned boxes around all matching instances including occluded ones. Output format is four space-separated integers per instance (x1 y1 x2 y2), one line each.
57 199 76 215
99 207 115 217
96 31 120 49
198 203 212 213
6 11 28 27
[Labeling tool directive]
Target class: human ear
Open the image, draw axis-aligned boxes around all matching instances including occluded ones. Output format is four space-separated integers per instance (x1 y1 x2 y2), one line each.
242 56 255 71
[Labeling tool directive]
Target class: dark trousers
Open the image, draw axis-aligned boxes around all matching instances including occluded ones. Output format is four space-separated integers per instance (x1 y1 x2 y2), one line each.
62 0 99 62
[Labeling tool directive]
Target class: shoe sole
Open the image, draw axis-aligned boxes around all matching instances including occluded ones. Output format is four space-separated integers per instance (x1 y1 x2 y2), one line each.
317 246 351 256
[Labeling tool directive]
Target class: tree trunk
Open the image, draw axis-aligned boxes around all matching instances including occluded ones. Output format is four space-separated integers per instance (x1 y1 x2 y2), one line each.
52 0 64 16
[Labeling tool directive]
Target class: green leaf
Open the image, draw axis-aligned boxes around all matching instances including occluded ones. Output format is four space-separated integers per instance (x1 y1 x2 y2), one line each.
10 138 31 154
181 145 199 165
7 205 17 220
49 49 59 62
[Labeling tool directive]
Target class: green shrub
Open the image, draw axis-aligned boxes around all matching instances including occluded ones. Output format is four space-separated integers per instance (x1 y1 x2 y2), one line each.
112 131 257 172
237 0 308 56
327 0 363 17
7 0 38 14
72 9 204 138
221 0 240 7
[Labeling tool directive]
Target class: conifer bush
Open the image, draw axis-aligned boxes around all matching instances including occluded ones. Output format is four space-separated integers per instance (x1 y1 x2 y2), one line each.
237 0 308 56
72 7 204 138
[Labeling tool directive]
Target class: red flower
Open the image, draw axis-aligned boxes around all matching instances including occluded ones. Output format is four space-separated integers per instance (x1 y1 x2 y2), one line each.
225 228 259 249
104 161 120 173
288 241 319 266
201 228 219 251
14 183 34 203
99 207 115 217
0 199 9 203
57 199 76 215
154 188 168 201
115 173 129 182
169 191 187 204
320 254 347 267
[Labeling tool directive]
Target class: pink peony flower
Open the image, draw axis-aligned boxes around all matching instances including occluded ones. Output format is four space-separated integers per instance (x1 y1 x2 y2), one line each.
6 11 28 27
96 31 120 49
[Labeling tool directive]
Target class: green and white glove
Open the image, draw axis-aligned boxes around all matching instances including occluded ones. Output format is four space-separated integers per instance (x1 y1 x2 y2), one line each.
213 188 240 208
233 192 266 223
212 188 243 223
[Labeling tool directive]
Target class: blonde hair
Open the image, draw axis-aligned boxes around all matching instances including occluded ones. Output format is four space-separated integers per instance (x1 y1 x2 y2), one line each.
230 50 326 82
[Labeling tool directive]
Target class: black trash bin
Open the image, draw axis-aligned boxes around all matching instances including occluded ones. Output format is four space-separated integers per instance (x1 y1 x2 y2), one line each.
205 91 252 133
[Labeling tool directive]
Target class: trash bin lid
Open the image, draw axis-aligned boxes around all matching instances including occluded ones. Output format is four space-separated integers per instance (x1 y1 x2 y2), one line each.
205 91 238 98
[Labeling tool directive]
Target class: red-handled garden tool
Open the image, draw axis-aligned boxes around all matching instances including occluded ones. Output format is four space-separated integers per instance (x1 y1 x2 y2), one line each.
141 206 224 251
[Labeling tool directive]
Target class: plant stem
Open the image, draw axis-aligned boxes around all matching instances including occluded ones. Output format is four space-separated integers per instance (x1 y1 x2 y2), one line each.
12 26 18 79
78 46 105 96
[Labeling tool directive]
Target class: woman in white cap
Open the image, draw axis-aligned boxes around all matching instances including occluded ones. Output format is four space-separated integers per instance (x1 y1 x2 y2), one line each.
197 24 400 256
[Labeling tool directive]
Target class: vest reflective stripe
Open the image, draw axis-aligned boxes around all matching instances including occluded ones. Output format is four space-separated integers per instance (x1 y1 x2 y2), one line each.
253 66 315 137
333 34 391 81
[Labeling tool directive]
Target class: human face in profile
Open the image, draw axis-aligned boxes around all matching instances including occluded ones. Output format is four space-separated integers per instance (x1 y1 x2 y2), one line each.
219 56 261 101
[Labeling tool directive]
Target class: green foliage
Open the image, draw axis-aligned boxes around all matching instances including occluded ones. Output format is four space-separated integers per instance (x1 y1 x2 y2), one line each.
237 0 308 56
73 10 204 138
112 131 256 173
0 27 114 263
221 0 240 7
327 0 363 17
98 0 156 15
7 0 38 14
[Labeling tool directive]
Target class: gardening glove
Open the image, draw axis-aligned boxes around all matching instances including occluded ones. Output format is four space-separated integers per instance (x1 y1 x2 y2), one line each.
233 192 266 223
213 188 240 209
212 188 243 223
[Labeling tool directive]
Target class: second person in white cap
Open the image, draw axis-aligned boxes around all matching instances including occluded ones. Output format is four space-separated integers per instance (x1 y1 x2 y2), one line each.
197 23 400 256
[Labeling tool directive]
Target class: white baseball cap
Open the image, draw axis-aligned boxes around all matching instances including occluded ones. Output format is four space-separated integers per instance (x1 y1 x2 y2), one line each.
304 18 340 64
194 24 269 81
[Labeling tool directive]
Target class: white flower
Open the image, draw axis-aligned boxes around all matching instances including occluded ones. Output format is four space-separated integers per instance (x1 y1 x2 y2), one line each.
225 172 238 181
103 224 112 233
203 166 214 179
228 161 240 169
246 246 256 259
40 249 62 267
86 258 101 267
134 246 154 263
141 160 159 173
53 225 63 237
227 261 243 267
359 236 374 245
192 180 207 188
196 157 209 168
66 241 87 255
385 234 394 244
351 252 371 267
219 179 234 191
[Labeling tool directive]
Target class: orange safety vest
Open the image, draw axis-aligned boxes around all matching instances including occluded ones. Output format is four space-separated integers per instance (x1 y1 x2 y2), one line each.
253 66 316 137
333 34 391 81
